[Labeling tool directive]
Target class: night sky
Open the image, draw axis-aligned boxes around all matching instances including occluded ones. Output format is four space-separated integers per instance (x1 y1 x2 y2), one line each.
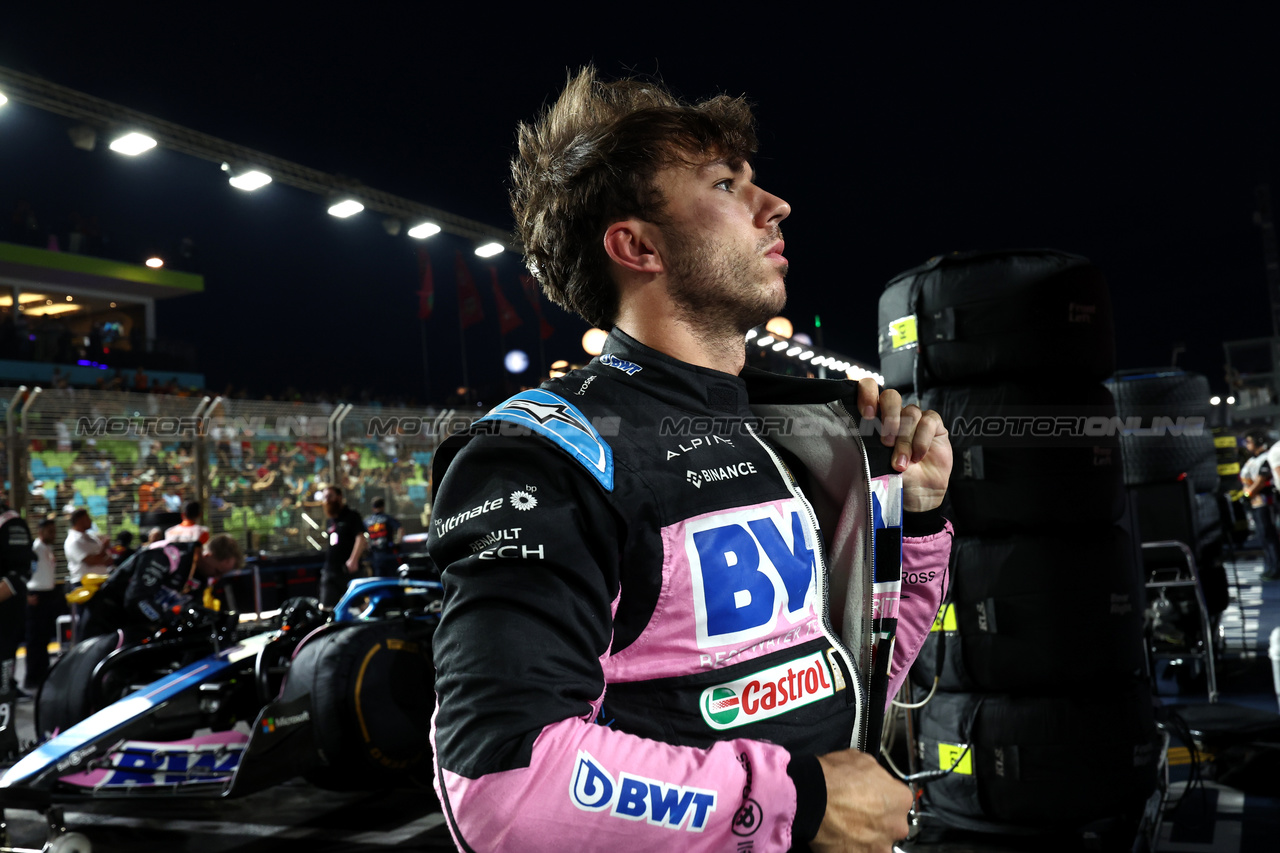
2 6 1278 403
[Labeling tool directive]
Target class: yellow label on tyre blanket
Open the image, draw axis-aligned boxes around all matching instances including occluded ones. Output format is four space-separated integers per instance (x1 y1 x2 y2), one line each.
930 603 957 632
1218 462 1240 476
1214 436 1237 448
888 315 918 350
938 743 972 775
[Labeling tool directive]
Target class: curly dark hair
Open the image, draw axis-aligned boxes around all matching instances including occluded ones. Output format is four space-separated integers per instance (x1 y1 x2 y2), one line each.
510 67 758 328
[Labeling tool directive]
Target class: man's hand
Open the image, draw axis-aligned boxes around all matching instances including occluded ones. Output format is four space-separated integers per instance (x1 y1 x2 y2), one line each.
811 749 913 852
346 559 360 575
857 379 952 513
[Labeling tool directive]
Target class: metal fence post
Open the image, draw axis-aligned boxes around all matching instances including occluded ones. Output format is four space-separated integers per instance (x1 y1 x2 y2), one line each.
4 386 26 510
16 387 42 515
191 395 212 519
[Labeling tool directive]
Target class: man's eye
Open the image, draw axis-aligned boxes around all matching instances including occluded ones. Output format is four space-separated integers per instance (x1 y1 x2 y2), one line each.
714 179 734 191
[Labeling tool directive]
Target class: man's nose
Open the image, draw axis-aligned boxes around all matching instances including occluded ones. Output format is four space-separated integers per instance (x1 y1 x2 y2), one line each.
756 189 791 228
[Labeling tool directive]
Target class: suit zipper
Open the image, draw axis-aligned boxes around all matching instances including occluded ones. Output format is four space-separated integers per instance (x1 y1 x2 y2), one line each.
745 423 867 752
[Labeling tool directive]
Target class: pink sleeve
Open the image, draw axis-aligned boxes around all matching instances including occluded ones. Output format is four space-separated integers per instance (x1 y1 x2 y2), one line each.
433 704 797 852
884 521 953 710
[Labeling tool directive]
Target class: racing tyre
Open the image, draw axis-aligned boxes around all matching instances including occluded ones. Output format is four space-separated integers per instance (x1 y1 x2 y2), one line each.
921 382 1125 533
281 619 435 790
35 632 122 738
910 528 1146 693
916 684 1159 828
1104 371 1218 490
878 249 1114 392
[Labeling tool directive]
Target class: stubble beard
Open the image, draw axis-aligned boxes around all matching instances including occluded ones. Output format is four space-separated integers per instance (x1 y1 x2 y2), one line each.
664 227 788 357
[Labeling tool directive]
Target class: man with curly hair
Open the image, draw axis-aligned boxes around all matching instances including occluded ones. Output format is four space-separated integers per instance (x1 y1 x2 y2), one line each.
429 67 953 852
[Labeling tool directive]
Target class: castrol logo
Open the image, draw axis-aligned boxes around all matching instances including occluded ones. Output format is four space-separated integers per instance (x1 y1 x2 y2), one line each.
699 650 836 730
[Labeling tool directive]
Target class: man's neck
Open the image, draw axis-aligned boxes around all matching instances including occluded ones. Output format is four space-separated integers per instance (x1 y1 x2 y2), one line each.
614 288 746 375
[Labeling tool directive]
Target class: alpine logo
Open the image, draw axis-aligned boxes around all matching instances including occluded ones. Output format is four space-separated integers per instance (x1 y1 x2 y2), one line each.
699 650 836 730
686 470 703 488
569 750 717 832
598 353 643 375
665 435 733 460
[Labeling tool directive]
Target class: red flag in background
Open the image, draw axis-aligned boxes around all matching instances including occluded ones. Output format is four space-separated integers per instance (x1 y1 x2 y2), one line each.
416 248 434 320
456 252 485 329
490 268 523 335
520 274 556 340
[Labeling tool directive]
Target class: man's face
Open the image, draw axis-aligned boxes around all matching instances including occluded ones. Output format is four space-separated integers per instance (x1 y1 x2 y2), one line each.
1246 437 1261 455
38 525 55 544
199 554 239 579
324 489 343 518
72 514 91 532
651 159 791 336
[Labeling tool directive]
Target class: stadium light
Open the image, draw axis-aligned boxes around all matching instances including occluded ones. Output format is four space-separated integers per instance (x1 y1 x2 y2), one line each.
328 199 364 218
798 351 814 361
108 131 157 155
225 166 272 191
145 257 164 268
757 336 774 347
582 328 608 357
549 359 569 378
765 316 793 339
1210 396 1221 405
505 350 530 374
786 346 802 356
408 222 441 239
1227 396 1236 404
772 341 788 352
745 329 758 341
475 242 504 258
0 91 7 107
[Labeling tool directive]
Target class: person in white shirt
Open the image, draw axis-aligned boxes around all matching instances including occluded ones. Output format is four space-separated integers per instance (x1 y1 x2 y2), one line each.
23 519 58 690
63 509 112 586
1241 430 1280 581
164 500 211 545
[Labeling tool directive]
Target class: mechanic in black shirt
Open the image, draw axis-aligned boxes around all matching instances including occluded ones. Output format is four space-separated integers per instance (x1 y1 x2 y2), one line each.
0 502 34 759
320 486 367 608
363 496 402 578
81 534 245 642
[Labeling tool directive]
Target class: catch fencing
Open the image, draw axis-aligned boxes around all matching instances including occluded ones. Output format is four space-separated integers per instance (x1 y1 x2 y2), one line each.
1 387 476 577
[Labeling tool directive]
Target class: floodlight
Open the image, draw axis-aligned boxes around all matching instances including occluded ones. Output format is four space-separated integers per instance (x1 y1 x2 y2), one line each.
786 346 802 356
765 316 793 339
475 242 504 258
772 341 788 351
1227 396 1236 404
229 169 272 191
505 350 530 374
757 336 774 347
582 329 608 357
146 257 164 268
798 351 814 361
409 222 441 239
328 199 364 218
109 132 157 155
0 91 7 107
1210 396 1221 405
745 329 758 340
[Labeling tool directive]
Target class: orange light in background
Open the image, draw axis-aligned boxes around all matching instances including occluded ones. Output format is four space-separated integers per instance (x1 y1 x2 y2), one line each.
765 316 793 339
582 329 608 357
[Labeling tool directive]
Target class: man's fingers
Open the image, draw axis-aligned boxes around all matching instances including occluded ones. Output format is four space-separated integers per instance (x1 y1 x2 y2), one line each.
856 378 880 421
910 410 947 462
878 388 903 446
892 405 922 469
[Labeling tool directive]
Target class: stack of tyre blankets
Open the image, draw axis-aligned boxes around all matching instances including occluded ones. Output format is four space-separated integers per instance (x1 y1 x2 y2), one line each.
877 249 1159 833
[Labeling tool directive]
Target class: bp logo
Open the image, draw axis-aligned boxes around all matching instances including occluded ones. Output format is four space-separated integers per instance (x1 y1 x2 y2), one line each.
703 687 740 725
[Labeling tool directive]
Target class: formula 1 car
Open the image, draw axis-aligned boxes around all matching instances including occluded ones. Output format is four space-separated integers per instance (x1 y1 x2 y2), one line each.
0 576 442 853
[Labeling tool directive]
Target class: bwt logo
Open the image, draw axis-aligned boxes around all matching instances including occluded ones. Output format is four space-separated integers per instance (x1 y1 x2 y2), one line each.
76 416 208 437
569 751 717 832
686 503 817 650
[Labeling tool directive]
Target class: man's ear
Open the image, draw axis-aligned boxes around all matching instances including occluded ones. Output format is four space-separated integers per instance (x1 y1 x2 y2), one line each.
603 220 663 274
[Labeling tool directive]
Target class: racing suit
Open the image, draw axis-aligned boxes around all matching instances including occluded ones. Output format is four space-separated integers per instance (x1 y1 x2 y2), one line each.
82 540 207 641
0 508 33 758
429 329 953 852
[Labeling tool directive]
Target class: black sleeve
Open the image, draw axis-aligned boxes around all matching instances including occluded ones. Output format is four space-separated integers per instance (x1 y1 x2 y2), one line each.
429 434 622 778
0 519 32 600
123 552 190 625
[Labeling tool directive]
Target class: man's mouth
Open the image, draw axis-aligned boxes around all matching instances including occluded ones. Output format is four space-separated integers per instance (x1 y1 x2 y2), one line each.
764 239 786 264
